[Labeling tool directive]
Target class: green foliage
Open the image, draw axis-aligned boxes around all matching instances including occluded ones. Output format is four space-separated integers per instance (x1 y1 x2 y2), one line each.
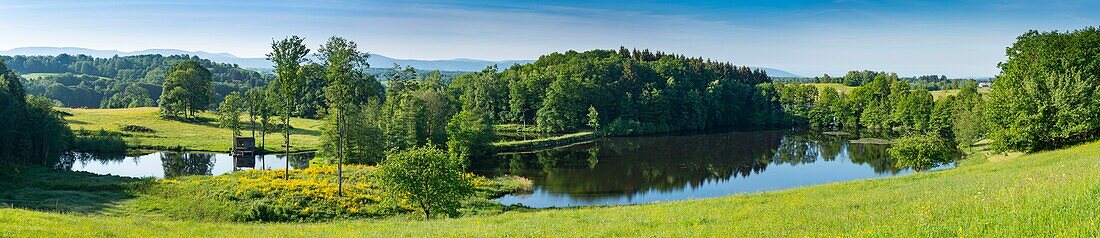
465 48 773 134
70 129 127 153
375 147 474 219
320 103 386 164
446 110 496 167
586 105 600 130
985 27 1100 152
245 87 277 149
951 84 985 150
216 91 244 136
888 133 956 171
889 89 934 132
268 36 311 157
158 60 215 119
4 54 264 109
382 69 454 150
452 65 509 122
100 83 154 108
0 60 72 167
317 36 384 168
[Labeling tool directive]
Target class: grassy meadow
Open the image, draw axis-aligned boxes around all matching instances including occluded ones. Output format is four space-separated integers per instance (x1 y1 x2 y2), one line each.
61 107 323 152
807 83 990 99
0 165 531 223
3 138 1099 237
807 83 857 94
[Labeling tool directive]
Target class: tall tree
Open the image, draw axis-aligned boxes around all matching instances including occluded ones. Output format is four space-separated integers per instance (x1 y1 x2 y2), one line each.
318 36 372 195
217 91 245 137
158 60 214 119
267 36 310 179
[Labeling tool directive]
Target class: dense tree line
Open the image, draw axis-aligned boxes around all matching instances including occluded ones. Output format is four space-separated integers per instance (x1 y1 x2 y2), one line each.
985 27 1100 152
768 72 985 170
0 60 72 167
1 54 265 109
451 48 776 135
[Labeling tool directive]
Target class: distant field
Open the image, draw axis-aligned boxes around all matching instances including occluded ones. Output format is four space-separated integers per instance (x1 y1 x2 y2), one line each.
21 72 112 81
929 88 991 99
806 83 989 99
4 135 1099 236
61 107 322 152
807 83 856 94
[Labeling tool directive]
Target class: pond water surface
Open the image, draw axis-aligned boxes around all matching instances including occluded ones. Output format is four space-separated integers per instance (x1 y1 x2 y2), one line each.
62 151 315 178
60 130 949 208
473 130 948 208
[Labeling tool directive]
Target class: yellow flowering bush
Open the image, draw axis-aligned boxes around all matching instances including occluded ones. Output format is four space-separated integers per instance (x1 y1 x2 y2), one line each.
134 165 530 222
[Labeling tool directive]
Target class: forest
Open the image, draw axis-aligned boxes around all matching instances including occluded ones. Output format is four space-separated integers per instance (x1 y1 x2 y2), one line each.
2 54 264 109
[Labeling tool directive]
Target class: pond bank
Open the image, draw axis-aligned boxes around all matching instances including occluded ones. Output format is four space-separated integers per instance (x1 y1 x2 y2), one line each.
492 131 598 153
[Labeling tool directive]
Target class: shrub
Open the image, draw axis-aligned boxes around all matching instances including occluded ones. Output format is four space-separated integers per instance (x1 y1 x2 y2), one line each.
888 133 956 171
70 129 127 153
120 124 155 133
375 147 473 219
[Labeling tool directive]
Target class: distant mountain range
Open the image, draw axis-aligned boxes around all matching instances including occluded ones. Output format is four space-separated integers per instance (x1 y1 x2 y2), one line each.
0 47 800 77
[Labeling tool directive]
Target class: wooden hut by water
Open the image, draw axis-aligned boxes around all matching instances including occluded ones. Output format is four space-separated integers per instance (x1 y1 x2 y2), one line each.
232 137 256 156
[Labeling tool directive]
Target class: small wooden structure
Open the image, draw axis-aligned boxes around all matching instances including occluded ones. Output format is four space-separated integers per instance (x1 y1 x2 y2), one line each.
232 137 256 156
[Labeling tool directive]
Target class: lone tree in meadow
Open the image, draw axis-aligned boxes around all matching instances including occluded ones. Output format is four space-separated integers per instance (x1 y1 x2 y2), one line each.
317 36 373 196
159 60 214 119
375 147 473 220
267 36 310 179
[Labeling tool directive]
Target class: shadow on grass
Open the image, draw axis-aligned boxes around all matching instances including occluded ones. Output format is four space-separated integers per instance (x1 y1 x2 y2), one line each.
0 166 149 214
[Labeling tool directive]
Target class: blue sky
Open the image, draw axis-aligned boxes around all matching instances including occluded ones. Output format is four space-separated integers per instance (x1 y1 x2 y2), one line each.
1 0 1097 77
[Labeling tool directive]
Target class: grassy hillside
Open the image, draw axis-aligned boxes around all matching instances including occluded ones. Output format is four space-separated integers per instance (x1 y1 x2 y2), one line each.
3 138 1099 236
62 107 323 152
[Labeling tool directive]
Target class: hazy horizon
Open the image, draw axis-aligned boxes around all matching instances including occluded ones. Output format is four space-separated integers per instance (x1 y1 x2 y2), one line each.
2 0 1098 77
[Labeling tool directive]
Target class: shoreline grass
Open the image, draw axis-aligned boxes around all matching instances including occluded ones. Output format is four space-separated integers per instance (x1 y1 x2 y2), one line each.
492 131 596 153
61 107 322 153
3 138 1099 236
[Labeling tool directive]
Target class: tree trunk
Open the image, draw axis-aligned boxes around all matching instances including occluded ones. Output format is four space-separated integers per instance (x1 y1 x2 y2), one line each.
337 109 344 197
284 99 291 180
421 202 430 220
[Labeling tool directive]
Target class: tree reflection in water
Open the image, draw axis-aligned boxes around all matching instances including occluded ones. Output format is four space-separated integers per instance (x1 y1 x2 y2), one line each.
475 130 904 202
161 152 215 178
56 152 126 171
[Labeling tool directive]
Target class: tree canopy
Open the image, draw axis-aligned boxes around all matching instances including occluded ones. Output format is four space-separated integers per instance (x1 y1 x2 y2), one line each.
159 60 215 119
3 54 264 109
984 27 1100 152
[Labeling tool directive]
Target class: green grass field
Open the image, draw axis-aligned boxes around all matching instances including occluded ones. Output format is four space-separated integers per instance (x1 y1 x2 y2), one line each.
3 138 1099 236
807 83 990 99
807 83 856 94
20 73 113 81
61 107 323 152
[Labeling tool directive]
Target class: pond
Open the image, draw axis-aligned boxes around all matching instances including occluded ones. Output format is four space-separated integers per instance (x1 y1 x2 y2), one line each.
473 129 950 208
60 151 315 178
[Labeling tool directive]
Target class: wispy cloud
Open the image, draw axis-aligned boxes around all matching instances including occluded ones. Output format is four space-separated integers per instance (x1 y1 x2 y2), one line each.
0 0 1096 77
